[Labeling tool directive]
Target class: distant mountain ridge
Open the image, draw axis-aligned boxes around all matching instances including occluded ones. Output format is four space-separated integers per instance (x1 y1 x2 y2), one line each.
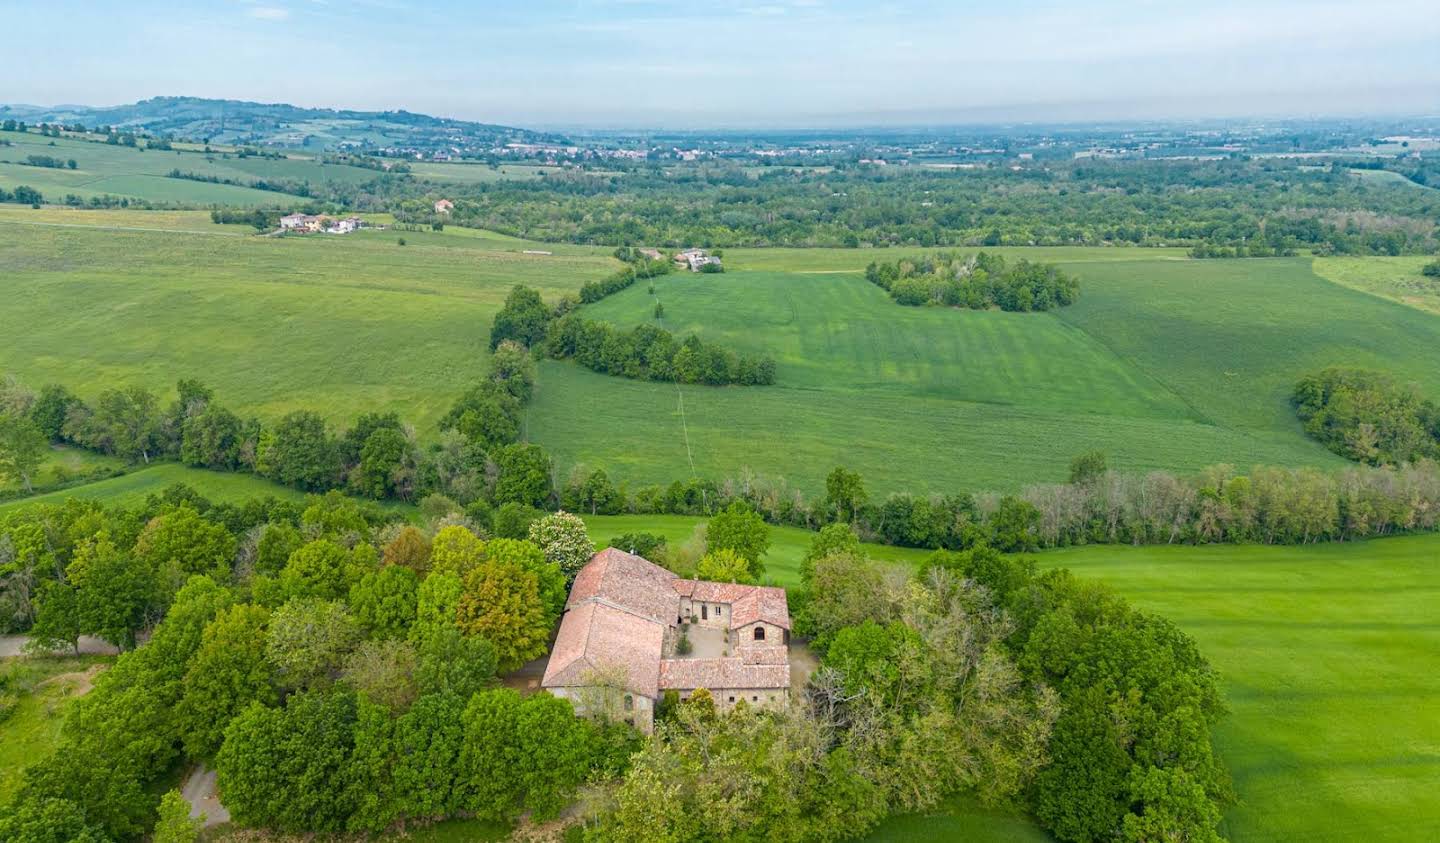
0 96 561 151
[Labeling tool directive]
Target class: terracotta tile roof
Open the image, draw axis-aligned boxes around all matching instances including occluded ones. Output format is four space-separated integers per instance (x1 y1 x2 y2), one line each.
541 601 664 697
659 656 790 692
730 586 791 630
681 580 758 603
568 548 680 625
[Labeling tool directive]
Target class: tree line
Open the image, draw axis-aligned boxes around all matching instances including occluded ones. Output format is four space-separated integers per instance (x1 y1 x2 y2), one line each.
490 284 777 387
865 251 1078 311
578 250 675 303
1293 367 1440 466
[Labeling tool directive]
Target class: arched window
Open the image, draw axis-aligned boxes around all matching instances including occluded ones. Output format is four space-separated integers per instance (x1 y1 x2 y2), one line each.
623 694 633 712
753 626 765 641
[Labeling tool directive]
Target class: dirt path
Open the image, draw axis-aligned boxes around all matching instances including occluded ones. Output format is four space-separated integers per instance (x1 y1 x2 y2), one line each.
182 765 230 827
36 663 107 697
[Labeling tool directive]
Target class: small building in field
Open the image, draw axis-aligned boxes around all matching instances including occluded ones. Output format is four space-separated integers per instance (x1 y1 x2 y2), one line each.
674 248 722 272
279 213 328 233
639 248 664 260
541 548 791 732
434 199 454 214
326 216 363 234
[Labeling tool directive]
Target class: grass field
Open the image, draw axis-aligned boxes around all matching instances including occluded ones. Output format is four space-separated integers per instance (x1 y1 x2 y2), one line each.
577 513 1440 842
0 129 318 205
0 463 310 514
5 212 1440 497
0 654 114 804
536 253 1440 493
0 445 125 496
0 217 616 434
1312 255 1440 315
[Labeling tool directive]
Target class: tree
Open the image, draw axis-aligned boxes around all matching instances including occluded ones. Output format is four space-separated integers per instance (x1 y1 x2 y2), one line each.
824 466 868 522
264 598 361 689
705 501 770 575
382 526 432 573
489 339 537 401
27 581 82 654
352 426 413 500
152 789 203 843
414 625 497 699
483 537 566 617
800 522 860 583
181 403 246 469
456 560 551 672
254 522 303 577
429 525 486 576
92 386 164 463
1068 450 1108 485
0 413 46 493
216 691 360 832
695 547 754 583
27 384 81 442
527 510 594 584
278 539 370 602
177 603 275 759
489 285 552 350
493 443 554 508
66 535 153 649
458 689 594 821
0 796 109 843
259 411 339 491
438 381 520 451
133 506 236 593
349 564 418 639
411 570 463 644
342 638 419 713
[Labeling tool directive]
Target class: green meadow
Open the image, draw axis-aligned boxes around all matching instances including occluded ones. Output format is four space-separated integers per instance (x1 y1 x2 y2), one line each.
5 213 1440 499
0 129 318 205
0 463 307 514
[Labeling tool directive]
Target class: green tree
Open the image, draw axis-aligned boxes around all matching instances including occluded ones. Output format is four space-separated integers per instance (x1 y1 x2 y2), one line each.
1068 450 1108 485
0 414 47 493
66 535 153 649
381 526 432 573
489 285 552 350
342 638 419 713
414 625 497 699
411 570 463 644
800 522 860 583
349 564 419 639
133 505 236 593
456 560 551 672
824 466 868 522
152 789 203 843
216 691 360 832
0 796 109 843
527 510 594 584
27 581 82 654
438 381 521 451
705 501 770 575
27 384 81 442
181 403 246 470
695 547 754 583
352 426 413 500
264 598 361 689
489 339 537 401
493 443 554 508
177 603 275 759
259 411 340 491
278 539 371 602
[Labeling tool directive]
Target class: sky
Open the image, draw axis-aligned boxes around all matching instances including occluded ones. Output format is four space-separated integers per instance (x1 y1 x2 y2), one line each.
4 0 1439 128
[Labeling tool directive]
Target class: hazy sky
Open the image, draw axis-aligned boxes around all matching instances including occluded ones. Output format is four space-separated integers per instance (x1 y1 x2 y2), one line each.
5 0 1439 128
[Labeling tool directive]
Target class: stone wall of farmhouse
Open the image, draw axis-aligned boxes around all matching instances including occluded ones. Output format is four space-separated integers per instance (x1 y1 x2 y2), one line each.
678 596 731 628
549 686 656 732
679 686 789 712
735 620 786 645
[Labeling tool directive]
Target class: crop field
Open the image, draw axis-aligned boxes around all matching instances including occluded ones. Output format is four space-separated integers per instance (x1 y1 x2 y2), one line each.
6 214 1440 498
0 129 319 204
0 217 617 433
577 513 1440 843
1312 255 1440 315
536 251 1440 493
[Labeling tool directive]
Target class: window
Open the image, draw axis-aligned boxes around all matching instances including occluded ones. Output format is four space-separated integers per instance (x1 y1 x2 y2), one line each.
702 605 708 620
728 696 735 703
752 696 759 702
623 694 633 712
753 626 765 641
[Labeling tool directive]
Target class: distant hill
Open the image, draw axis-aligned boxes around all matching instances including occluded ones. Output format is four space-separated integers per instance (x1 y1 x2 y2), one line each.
0 96 561 152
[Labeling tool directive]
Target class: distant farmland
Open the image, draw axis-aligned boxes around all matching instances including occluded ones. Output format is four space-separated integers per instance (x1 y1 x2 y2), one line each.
9 212 1440 494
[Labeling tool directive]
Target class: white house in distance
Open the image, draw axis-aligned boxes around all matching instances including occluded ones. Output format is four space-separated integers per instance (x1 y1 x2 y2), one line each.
434 198 454 214
542 548 791 732
675 248 722 272
279 213 364 235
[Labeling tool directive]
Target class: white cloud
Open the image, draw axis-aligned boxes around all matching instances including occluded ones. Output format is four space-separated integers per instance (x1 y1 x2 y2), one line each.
247 5 290 20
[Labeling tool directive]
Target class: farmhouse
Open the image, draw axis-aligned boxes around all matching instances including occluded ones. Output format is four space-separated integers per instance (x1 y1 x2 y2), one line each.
433 198 454 214
541 548 791 732
279 213 325 232
675 247 722 272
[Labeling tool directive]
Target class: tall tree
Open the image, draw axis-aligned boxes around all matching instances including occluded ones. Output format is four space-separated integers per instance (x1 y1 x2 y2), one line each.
0 413 46 493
